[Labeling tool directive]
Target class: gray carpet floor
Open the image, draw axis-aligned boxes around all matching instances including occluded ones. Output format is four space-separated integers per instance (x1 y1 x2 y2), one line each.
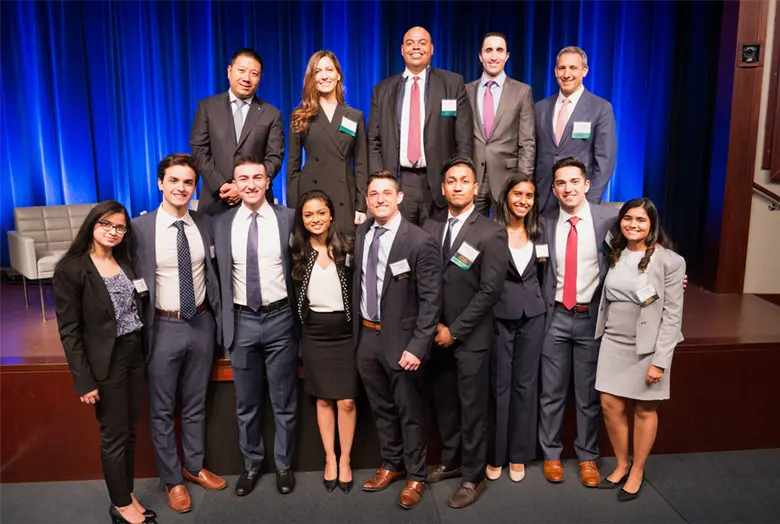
2 449 779 523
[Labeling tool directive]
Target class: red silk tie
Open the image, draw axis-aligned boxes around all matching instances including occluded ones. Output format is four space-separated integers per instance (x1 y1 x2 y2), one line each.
562 216 581 310
407 76 421 165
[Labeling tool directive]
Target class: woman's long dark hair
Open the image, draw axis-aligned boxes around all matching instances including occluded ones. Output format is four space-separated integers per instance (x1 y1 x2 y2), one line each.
291 190 354 281
55 200 133 272
494 173 541 242
608 197 673 271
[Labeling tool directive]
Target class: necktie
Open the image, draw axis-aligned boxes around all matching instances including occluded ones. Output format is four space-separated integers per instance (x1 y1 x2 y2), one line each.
365 226 388 321
246 212 263 311
407 76 422 165
555 97 570 146
483 80 496 138
233 99 246 144
174 221 197 319
562 216 581 310
442 217 458 266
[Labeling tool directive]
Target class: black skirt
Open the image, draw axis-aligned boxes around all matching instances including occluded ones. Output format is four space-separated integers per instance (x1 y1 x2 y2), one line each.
300 310 358 399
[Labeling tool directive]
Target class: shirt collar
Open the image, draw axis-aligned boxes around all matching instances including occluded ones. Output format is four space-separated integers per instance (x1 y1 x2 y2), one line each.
238 199 273 219
481 71 506 88
448 203 476 224
557 84 585 105
157 204 193 228
403 67 429 83
372 211 403 234
229 89 254 107
558 200 591 224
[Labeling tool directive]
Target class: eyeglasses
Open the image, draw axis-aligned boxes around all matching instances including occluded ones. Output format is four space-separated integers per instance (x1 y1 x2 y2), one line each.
97 220 127 235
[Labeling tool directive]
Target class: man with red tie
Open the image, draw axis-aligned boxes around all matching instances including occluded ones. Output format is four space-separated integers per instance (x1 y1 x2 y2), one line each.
538 156 618 488
368 26 473 225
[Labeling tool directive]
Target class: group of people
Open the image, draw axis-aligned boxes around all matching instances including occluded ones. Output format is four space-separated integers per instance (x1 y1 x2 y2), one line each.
51 25 685 524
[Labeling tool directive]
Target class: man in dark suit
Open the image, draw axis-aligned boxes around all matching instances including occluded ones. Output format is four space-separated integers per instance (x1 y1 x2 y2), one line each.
355 171 441 509
422 157 508 508
191 48 285 215
467 32 535 216
211 155 298 496
537 156 618 488
368 26 474 225
534 46 617 214
130 153 226 513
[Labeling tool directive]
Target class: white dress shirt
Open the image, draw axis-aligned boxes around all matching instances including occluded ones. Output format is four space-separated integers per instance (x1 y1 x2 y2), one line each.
477 71 506 126
307 262 345 312
154 206 206 311
229 89 253 132
231 201 288 306
443 204 476 248
360 212 403 320
554 201 600 304
552 84 585 131
400 67 428 168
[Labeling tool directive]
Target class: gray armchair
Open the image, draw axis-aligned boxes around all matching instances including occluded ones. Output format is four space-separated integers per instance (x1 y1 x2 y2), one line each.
7 204 96 320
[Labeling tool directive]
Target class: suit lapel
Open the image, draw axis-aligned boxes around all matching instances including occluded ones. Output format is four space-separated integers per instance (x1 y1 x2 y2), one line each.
191 212 214 277
223 92 237 145
467 81 485 142
143 210 158 313
559 90 592 148
237 97 265 150
590 204 610 274
395 75 405 143
546 211 560 277
425 70 443 129
221 208 238 290
354 220 369 298
84 255 116 321
272 205 291 279
382 218 409 298
314 105 344 157
488 77 513 141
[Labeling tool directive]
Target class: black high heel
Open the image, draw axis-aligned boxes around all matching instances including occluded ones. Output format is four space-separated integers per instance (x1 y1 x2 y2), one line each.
142 509 157 520
109 505 155 524
598 462 632 489
324 461 338 493
338 479 353 494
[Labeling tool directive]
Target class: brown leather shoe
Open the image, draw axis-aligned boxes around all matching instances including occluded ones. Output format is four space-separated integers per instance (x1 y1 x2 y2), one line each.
183 468 227 490
449 480 487 508
398 480 424 509
362 468 406 492
426 463 462 483
166 484 192 514
543 460 564 483
579 460 600 488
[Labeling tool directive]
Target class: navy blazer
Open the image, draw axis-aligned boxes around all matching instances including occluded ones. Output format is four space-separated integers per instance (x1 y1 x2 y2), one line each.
129 208 221 359
493 229 548 321
211 203 296 350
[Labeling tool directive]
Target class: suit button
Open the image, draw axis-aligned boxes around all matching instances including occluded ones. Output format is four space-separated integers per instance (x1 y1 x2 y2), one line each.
339 203 344 207
313 180 318 184
315 157 319 162
481 162 485 166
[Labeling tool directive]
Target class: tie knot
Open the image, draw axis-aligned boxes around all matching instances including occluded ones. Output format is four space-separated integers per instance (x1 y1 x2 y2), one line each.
412 75 420 83
250 211 259 220
448 217 459 227
235 98 246 107
485 80 495 88
373 226 388 238
561 97 570 106
174 220 185 231
568 216 581 227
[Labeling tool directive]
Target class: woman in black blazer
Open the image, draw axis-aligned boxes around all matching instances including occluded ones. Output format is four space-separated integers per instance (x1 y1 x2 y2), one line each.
287 50 368 232
486 174 547 483
290 190 357 494
53 201 154 524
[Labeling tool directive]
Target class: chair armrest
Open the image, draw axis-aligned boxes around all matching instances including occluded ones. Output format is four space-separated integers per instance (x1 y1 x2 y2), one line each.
7 231 39 279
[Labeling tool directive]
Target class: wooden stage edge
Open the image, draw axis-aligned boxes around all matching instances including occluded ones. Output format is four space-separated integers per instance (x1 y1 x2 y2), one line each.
2 284 780 483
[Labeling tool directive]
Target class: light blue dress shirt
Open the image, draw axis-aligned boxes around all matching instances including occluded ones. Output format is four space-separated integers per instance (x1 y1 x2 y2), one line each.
476 71 506 127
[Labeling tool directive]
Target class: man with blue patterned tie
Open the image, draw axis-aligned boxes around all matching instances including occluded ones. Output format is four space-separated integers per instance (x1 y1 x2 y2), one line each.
211 155 298 497
130 154 225 515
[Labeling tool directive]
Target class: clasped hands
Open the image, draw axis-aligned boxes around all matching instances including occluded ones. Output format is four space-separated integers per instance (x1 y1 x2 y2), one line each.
79 388 100 404
434 323 455 348
219 182 241 206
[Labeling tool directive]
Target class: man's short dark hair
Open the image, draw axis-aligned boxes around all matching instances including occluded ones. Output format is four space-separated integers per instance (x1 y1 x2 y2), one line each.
233 155 266 175
231 48 264 72
552 156 588 181
441 156 477 183
157 153 199 183
367 170 399 192
481 32 508 50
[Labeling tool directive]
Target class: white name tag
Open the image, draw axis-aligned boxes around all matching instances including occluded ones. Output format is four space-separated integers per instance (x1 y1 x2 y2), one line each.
572 121 592 139
132 278 149 294
389 259 411 276
457 241 480 262
535 244 550 259
209 245 216 258
636 284 660 306
345 253 353 268
441 99 457 116
339 116 358 135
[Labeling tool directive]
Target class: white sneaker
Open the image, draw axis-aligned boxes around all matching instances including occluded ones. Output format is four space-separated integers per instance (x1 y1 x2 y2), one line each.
508 463 526 483
486 466 502 481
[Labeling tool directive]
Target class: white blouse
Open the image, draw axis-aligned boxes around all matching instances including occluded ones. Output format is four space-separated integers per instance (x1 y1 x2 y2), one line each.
306 262 345 312
510 241 534 273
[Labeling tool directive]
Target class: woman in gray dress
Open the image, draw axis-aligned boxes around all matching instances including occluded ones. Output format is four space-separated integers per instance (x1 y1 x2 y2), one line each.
594 198 685 502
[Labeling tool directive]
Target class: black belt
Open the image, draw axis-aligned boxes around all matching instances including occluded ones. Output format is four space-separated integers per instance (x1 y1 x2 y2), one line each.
234 299 289 314
401 166 427 175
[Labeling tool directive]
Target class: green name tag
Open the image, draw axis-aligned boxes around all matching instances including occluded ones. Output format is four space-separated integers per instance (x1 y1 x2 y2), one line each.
571 121 592 139
441 99 457 117
338 124 356 137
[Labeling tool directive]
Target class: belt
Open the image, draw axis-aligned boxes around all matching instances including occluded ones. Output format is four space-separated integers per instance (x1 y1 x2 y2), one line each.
155 302 208 319
234 298 289 314
400 166 427 175
361 318 381 331
555 301 590 313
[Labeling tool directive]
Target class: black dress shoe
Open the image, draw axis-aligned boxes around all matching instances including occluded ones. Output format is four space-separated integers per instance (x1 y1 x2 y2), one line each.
276 468 295 494
598 464 632 489
338 480 353 494
142 508 157 520
235 470 261 497
109 505 155 524
618 478 644 502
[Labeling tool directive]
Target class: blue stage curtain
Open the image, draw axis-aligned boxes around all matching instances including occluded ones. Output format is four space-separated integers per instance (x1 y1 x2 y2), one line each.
1 0 723 267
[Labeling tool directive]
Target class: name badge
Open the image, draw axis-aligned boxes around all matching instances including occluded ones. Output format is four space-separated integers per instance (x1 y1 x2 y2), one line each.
441 99 457 117
636 284 660 307
209 245 216 258
535 244 549 261
345 253 353 268
451 241 480 270
132 278 149 294
389 259 411 277
572 121 592 139
339 116 358 137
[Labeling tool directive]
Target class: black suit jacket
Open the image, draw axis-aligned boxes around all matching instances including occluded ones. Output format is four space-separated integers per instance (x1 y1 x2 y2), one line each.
53 254 142 395
129 209 221 358
190 91 285 214
287 105 368 231
352 216 442 367
424 211 508 350
292 244 353 327
493 230 547 320
368 67 474 208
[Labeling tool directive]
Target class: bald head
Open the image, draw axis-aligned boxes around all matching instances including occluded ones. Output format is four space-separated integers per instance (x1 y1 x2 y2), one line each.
401 26 433 74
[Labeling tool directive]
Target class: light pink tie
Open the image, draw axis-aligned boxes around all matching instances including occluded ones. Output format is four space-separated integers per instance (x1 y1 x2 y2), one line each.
407 76 422 165
482 80 496 138
555 97 571 146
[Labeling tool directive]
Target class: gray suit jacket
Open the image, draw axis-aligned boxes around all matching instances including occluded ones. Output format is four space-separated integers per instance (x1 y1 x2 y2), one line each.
540 204 619 332
466 76 535 200
190 92 285 214
130 209 221 358
534 89 617 213
595 246 685 369
211 204 296 350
